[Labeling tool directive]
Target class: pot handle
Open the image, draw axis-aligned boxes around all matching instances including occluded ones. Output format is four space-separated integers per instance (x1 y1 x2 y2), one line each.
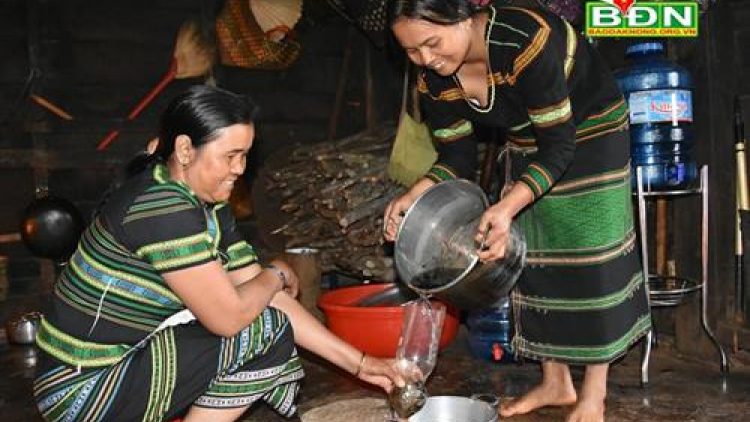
23 311 43 320
470 393 500 409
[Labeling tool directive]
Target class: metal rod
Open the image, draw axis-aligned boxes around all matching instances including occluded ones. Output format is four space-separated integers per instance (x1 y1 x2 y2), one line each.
734 96 748 322
636 166 653 386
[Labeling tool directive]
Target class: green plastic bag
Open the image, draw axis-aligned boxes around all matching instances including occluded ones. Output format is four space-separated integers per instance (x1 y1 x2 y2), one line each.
387 65 437 187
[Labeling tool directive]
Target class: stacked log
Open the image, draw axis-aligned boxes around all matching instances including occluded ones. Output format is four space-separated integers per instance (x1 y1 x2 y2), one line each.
263 124 404 281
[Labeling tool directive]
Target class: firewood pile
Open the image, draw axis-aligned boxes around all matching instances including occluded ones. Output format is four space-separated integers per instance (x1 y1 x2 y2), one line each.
262 124 405 281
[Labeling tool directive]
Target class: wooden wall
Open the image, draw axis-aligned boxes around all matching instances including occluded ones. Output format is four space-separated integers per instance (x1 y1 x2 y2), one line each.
669 0 750 355
0 0 400 321
0 0 400 221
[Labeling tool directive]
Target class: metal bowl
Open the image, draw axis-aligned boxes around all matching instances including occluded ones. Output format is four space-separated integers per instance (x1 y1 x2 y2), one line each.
408 395 499 422
6 312 42 345
395 180 526 310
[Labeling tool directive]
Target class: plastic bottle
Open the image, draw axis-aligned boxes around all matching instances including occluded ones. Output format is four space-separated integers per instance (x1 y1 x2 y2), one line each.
615 41 697 190
466 297 515 363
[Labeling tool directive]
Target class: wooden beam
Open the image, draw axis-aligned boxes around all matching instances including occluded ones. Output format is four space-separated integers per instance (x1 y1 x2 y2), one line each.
0 232 21 243
0 148 125 169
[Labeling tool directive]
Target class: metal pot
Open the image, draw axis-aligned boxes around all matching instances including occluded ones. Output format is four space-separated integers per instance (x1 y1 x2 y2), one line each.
408 394 499 422
284 247 325 321
6 312 42 345
395 180 526 311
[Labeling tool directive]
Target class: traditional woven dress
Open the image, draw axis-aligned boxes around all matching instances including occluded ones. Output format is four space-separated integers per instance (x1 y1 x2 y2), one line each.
33 163 304 422
418 5 651 364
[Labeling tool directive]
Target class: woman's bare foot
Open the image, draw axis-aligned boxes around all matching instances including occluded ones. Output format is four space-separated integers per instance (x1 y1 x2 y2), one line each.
499 381 577 417
499 361 577 417
565 396 605 422
565 363 608 422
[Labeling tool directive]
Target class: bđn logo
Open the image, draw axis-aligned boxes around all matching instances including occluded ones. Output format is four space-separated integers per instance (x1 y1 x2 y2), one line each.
585 0 699 38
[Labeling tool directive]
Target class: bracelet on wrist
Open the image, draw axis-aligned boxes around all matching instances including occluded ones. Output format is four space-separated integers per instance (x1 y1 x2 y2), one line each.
265 264 287 291
353 351 366 377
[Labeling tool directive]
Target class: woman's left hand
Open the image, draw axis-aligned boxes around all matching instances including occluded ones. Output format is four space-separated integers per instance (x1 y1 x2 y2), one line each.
356 355 405 393
476 203 514 262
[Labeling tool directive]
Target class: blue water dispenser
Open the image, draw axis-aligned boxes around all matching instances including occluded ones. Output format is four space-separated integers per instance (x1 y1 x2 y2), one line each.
615 41 697 190
466 297 515 363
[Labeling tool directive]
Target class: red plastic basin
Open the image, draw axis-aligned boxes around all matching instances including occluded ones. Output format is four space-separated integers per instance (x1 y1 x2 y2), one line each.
317 283 460 358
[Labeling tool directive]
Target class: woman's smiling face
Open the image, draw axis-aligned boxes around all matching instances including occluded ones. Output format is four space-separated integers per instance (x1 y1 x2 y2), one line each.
183 123 254 204
392 17 472 76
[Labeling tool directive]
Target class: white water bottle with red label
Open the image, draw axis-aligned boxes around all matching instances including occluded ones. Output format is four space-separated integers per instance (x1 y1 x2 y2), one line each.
615 41 697 191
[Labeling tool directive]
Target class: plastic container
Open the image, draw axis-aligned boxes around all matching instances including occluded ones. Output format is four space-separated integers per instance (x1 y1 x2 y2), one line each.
317 284 460 357
466 298 515 363
615 41 697 191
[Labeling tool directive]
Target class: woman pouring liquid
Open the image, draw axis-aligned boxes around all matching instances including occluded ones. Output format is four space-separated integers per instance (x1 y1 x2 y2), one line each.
382 1 651 421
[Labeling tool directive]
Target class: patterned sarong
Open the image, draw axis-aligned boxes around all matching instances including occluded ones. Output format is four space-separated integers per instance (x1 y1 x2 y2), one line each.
34 307 304 422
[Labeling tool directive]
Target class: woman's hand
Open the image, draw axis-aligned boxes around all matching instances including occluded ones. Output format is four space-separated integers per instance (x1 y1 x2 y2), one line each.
383 178 436 242
383 193 416 242
477 181 535 262
355 355 405 393
476 203 514 262
268 293 406 393
268 259 300 298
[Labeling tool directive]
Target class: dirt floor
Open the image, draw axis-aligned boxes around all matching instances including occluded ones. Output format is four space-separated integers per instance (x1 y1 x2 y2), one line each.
3 323 749 422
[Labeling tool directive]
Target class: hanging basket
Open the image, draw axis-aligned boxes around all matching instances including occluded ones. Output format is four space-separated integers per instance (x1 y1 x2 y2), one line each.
250 0 303 42
216 0 302 70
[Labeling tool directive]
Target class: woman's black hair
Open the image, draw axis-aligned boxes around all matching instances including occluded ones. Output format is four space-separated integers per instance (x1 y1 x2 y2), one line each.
386 0 488 27
125 84 259 176
152 84 259 163
94 85 259 217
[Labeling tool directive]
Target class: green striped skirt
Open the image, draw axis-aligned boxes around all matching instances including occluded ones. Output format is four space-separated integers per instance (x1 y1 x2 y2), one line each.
33 307 304 422
509 128 651 364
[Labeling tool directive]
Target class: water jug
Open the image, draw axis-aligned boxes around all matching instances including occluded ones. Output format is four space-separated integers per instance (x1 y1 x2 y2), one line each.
615 41 697 191
466 297 515 363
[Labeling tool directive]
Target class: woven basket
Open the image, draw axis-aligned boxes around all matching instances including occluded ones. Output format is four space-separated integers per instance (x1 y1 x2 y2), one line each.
216 0 301 70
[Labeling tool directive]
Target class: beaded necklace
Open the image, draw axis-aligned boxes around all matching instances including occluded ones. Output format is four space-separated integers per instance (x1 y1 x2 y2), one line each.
453 6 497 114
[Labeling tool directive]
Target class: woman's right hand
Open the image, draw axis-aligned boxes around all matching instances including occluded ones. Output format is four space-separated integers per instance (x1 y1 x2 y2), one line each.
356 355 405 393
383 193 416 242
383 178 436 242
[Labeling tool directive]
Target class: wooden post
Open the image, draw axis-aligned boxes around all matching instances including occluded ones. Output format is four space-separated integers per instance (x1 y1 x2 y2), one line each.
26 0 50 196
364 41 375 130
656 198 668 276
327 27 354 141
0 256 7 303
